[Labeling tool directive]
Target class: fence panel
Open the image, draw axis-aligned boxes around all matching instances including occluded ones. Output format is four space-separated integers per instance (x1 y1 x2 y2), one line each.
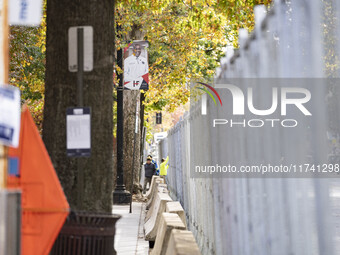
158 1 340 254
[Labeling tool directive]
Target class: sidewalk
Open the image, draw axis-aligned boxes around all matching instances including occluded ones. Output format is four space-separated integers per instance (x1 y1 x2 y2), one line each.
113 202 149 255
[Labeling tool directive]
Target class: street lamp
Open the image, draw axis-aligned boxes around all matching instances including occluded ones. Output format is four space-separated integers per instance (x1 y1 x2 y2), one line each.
113 47 131 204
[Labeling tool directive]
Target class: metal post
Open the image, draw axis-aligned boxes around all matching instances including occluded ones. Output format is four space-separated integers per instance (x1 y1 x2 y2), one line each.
0 190 21 255
113 47 131 204
1 2 21 254
77 28 84 107
77 28 84 208
140 126 146 182
139 92 145 168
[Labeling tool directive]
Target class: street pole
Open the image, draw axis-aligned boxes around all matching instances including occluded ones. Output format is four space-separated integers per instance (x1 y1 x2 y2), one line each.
139 92 145 165
0 0 9 189
77 28 84 208
2 0 8 81
113 47 131 204
77 28 84 107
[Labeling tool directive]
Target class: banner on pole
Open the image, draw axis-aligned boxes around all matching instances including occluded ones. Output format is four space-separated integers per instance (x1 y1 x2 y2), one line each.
123 41 149 90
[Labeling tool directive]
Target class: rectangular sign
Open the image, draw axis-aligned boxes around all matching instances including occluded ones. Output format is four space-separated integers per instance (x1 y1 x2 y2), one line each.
9 0 43 26
68 26 93 72
66 107 91 157
124 40 149 90
0 84 21 147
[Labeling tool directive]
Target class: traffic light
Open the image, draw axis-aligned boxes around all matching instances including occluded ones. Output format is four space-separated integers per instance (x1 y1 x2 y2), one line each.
156 112 162 124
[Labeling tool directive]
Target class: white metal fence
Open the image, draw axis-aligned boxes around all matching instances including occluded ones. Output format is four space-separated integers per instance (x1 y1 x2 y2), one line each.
158 1 340 254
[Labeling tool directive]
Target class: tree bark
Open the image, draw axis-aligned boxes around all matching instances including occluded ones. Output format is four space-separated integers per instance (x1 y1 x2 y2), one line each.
121 28 144 193
123 90 140 192
43 0 115 213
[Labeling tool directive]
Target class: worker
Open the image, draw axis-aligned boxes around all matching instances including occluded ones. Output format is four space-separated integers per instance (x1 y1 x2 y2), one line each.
159 156 169 180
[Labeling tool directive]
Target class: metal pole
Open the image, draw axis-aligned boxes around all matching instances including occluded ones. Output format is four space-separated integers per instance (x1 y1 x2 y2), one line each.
77 28 84 107
116 48 124 188
0 3 21 255
0 190 21 255
139 92 145 169
77 28 84 208
113 46 131 204
140 126 146 182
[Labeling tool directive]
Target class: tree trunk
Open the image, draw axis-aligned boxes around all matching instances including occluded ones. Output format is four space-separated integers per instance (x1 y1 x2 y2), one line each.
123 90 141 192
43 0 115 213
122 28 144 194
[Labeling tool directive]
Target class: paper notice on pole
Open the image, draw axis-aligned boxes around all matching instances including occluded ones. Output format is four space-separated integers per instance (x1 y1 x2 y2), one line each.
0 84 21 147
66 107 91 157
9 0 43 26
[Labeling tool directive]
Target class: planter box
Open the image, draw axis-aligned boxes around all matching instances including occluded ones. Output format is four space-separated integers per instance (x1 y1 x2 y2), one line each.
50 211 121 255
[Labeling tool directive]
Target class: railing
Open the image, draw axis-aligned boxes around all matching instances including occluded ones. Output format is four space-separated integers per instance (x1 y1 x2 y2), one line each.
158 1 340 254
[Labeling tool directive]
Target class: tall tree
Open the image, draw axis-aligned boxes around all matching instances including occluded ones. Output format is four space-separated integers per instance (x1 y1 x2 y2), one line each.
117 0 272 114
115 0 273 189
10 0 273 202
43 0 115 212
121 24 144 193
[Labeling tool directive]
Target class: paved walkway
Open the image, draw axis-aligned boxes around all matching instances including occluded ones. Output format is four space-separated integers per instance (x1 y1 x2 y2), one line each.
113 202 149 255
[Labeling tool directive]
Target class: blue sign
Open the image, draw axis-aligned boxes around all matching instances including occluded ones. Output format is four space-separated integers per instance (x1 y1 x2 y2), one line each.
9 0 43 26
0 85 21 147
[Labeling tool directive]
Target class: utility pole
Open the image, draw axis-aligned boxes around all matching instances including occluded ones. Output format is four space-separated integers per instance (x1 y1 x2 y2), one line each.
0 0 9 189
0 2 21 254
113 45 131 204
76 27 84 208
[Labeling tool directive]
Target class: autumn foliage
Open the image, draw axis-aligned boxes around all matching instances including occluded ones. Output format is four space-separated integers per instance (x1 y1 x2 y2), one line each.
10 0 272 131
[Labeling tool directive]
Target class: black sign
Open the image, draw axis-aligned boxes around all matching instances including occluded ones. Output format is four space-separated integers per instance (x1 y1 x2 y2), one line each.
156 112 162 124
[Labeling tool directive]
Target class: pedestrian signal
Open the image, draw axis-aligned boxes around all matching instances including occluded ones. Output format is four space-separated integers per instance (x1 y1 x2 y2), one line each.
156 112 162 124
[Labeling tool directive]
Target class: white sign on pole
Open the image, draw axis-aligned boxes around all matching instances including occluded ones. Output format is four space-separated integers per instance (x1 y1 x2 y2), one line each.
68 26 93 72
0 84 21 148
9 0 43 26
66 107 91 157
